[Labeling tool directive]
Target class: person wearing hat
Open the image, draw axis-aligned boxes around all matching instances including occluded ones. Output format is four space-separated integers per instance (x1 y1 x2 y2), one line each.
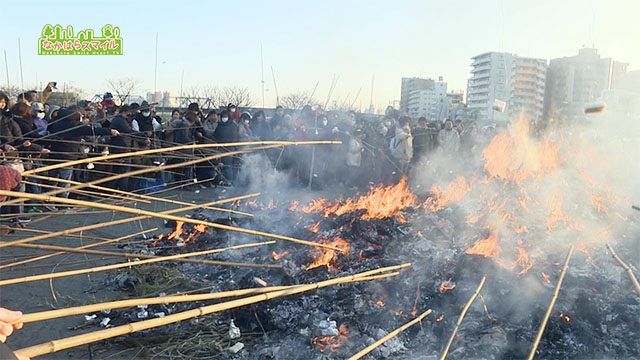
227 103 240 121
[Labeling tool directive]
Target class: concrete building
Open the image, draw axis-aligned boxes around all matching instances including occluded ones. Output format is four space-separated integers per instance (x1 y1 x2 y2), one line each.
544 47 627 121
404 78 448 120
466 52 547 124
400 77 435 114
509 57 547 124
466 52 514 122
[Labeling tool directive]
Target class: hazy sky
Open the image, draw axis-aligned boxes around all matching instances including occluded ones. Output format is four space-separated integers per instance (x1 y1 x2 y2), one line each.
3 0 640 111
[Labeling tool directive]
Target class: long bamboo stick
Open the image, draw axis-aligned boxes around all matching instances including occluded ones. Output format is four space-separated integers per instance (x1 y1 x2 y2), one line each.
527 245 574 360
0 228 156 270
9 242 281 269
5 145 280 206
28 174 252 217
0 193 259 250
1 227 113 243
24 140 341 176
14 264 406 358
0 241 274 287
439 276 487 360
0 190 341 252
21 180 151 204
605 243 640 294
348 307 432 360
16 271 402 325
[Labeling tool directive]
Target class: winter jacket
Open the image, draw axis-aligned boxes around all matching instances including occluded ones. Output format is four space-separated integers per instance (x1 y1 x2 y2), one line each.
390 127 413 163
108 115 147 154
437 129 461 154
213 120 239 144
346 137 363 167
169 118 195 144
0 114 23 146
132 113 161 134
48 115 111 160
251 120 272 141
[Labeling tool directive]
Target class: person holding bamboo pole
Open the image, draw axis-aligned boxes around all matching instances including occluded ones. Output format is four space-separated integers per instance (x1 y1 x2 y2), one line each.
46 107 119 199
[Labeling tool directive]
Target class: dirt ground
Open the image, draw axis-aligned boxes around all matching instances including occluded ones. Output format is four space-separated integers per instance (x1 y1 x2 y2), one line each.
0 186 242 359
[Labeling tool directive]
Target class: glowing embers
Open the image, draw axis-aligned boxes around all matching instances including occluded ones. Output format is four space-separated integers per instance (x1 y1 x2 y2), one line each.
312 323 349 353
305 237 350 271
439 278 457 293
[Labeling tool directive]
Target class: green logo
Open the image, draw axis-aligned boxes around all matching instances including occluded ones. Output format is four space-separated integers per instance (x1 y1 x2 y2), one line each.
38 24 123 55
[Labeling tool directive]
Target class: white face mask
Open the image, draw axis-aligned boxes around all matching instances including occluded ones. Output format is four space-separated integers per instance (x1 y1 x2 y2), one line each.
244 120 250 124
230 108 236 113
322 120 328 126
142 111 151 117
36 112 45 119
221 117 229 123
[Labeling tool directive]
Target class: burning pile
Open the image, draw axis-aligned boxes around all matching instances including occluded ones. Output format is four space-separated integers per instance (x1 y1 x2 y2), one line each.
66 118 638 359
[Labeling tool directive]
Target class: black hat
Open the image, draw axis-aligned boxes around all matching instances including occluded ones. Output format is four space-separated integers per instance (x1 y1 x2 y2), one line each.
104 92 113 99
130 102 140 111
227 103 236 109
188 103 200 112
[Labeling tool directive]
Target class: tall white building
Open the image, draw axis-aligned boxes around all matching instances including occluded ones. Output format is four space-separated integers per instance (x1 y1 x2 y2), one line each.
509 57 547 124
466 52 513 122
400 77 435 113
544 47 627 121
404 79 448 120
466 52 547 123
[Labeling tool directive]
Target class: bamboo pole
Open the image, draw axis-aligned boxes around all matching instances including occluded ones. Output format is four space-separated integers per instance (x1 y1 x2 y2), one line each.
21 180 151 204
16 271 402 325
606 243 640 294
5 145 280 206
0 228 156 270
439 276 487 360
24 140 341 176
14 264 406 358
0 190 341 252
0 241 275 287
1 227 113 243
527 245 574 360
0 193 259 250
28 174 252 217
9 242 281 269
348 308 432 360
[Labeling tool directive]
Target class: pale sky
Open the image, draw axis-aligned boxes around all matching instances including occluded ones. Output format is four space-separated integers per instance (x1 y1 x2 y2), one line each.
3 0 640 111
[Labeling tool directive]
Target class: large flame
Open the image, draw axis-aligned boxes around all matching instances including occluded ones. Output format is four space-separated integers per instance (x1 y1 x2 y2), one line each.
301 177 416 222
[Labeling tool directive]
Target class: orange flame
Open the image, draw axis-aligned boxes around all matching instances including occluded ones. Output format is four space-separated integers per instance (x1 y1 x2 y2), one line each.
312 324 349 353
516 241 533 275
289 200 299 211
424 176 472 212
465 229 501 258
302 178 416 222
436 315 445 322
375 299 385 307
167 221 184 240
559 312 571 322
482 119 560 184
306 237 350 271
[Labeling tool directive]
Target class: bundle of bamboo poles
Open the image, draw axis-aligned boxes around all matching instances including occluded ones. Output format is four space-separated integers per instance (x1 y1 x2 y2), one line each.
0 241 275 286
0 193 259 261
14 264 410 358
0 190 342 252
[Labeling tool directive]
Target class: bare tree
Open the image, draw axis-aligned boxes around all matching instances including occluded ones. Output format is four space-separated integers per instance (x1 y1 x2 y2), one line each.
281 92 312 110
221 86 254 107
105 78 141 104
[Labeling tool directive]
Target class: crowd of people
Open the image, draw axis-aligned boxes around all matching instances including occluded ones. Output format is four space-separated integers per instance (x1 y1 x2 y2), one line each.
1 84 478 226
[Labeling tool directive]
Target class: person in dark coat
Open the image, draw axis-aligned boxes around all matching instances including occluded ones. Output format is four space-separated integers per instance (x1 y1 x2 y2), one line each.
251 110 272 141
107 105 147 190
213 110 239 185
47 107 118 197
